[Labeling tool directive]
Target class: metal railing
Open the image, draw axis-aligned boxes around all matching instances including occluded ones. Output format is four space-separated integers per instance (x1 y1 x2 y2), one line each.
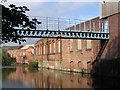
14 16 110 40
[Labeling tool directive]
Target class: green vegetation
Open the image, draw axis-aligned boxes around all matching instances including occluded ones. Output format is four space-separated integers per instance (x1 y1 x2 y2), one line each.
28 60 38 69
1 49 16 66
2 4 41 44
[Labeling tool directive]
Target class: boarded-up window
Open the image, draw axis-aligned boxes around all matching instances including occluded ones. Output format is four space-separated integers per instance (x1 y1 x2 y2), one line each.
50 43 52 53
58 40 60 53
46 44 48 54
44 45 45 54
70 39 73 51
54 42 56 53
35 47 37 55
38 46 40 55
87 40 92 49
78 39 82 50
36 46 39 55
40 46 42 55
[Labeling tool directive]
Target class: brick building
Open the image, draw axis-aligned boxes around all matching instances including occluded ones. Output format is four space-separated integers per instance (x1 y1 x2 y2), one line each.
34 17 103 73
34 1 120 73
7 44 35 64
35 38 61 69
100 1 120 60
6 1 120 73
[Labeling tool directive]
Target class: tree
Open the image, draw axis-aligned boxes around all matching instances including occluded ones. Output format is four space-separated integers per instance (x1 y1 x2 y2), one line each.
1 49 16 65
2 4 41 44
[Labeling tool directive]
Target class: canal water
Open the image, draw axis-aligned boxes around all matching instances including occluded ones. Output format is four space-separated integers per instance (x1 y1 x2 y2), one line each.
1 66 120 89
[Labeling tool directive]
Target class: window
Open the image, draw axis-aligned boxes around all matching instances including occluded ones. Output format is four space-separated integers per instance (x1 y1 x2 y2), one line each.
31 49 34 54
46 45 48 54
78 39 82 50
87 40 92 50
36 46 38 55
44 45 46 54
38 45 40 55
70 39 73 51
41 46 42 55
35 47 37 55
58 40 60 53
50 43 52 53
54 42 56 53
103 20 109 32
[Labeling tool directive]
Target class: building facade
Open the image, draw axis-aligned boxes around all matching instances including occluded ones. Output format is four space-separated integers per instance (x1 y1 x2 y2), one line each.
7 44 35 64
6 1 120 73
34 17 105 73
35 38 61 69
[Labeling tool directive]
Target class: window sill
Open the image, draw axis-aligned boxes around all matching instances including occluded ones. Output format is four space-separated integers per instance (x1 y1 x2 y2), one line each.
86 49 92 51
77 50 82 52
70 51 73 53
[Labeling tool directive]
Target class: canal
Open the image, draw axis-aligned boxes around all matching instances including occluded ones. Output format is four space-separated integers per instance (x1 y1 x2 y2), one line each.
1 66 120 89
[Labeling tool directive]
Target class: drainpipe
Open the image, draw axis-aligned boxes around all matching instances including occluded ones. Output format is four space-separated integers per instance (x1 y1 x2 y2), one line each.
47 38 49 61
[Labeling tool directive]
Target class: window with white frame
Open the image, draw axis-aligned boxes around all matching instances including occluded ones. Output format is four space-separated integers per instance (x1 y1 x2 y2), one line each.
58 40 60 53
87 40 92 50
78 39 82 50
32 49 34 54
103 20 109 32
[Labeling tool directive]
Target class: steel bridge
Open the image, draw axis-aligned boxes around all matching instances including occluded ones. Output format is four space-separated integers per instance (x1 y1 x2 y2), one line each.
13 17 110 40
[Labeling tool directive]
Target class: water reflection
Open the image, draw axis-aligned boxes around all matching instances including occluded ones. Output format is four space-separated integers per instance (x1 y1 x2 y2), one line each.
2 66 93 88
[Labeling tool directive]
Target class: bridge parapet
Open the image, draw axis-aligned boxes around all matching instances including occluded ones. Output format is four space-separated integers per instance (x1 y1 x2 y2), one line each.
15 29 110 40
13 16 110 40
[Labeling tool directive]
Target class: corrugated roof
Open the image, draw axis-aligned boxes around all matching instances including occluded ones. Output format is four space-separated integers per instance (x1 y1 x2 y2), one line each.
20 44 34 50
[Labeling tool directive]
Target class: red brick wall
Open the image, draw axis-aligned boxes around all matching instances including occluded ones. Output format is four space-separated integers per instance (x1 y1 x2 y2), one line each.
34 17 103 72
7 13 120 72
7 46 34 64
101 13 120 59
61 17 101 71
118 13 120 58
35 38 61 68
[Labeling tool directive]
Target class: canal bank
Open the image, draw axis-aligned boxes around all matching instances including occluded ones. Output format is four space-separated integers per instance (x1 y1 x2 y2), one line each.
38 60 91 74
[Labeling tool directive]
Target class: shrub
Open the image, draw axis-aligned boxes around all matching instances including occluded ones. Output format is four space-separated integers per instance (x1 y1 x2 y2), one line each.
28 60 38 69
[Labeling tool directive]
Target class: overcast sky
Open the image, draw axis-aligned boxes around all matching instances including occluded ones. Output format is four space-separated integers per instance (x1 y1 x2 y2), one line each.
2 0 100 46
